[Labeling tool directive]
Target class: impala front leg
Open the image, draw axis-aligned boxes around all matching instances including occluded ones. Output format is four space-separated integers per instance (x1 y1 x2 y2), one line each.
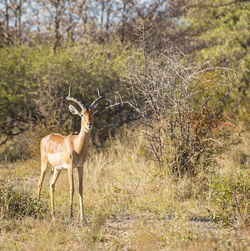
77 166 84 221
50 169 61 218
68 165 74 218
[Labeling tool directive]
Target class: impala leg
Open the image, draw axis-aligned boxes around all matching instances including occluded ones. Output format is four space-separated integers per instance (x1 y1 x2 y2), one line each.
77 166 84 221
50 169 61 218
38 158 48 199
68 165 74 218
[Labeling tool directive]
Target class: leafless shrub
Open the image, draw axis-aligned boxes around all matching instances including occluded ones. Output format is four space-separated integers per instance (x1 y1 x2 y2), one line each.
125 49 238 175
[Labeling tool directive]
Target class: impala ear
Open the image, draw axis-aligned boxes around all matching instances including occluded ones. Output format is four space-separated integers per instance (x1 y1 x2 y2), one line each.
69 104 80 116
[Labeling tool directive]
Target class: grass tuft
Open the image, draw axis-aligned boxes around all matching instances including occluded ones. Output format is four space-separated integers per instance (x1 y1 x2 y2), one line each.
0 185 48 219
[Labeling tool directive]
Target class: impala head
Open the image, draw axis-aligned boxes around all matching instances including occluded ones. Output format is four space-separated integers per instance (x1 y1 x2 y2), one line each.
66 83 104 133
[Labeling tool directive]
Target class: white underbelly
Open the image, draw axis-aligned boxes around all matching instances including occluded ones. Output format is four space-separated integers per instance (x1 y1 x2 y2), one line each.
48 153 68 170
48 153 83 170
54 164 68 170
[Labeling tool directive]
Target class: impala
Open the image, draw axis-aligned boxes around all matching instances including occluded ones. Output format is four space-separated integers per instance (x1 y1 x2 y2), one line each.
38 83 104 220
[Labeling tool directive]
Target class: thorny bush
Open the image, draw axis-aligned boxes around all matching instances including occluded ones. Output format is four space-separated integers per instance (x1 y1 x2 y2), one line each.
125 49 238 175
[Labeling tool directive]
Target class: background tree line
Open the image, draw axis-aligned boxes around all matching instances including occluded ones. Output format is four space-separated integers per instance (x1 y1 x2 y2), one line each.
0 0 249 163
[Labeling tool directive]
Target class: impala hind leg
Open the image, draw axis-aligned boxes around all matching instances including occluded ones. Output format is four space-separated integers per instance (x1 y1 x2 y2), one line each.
50 169 61 218
38 158 48 199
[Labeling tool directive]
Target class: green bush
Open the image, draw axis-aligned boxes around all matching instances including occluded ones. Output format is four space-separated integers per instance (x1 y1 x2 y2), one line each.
0 39 141 158
208 170 249 227
0 185 48 219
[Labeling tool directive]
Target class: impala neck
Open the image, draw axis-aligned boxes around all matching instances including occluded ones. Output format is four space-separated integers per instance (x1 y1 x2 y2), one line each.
76 120 91 154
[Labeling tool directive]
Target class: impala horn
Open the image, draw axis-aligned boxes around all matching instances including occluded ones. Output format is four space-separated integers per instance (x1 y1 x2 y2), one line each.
66 82 86 110
89 85 105 109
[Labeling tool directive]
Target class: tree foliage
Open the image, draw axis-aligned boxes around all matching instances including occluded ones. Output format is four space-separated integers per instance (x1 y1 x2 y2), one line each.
186 0 250 121
0 39 140 146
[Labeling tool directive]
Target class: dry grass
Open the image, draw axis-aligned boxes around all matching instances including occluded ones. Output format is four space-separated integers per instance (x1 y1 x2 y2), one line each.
0 132 249 250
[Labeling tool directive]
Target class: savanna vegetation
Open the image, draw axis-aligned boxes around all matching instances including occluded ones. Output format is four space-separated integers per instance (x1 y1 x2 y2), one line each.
0 0 249 250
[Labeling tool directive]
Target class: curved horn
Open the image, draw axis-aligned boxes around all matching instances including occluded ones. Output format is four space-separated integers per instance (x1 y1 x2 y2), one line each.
89 85 105 109
66 82 86 110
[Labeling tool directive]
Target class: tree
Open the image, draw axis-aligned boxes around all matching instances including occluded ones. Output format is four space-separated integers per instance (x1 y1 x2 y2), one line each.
186 0 250 121
0 0 29 45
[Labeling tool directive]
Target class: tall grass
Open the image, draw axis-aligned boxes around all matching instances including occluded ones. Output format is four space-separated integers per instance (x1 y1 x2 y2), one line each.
0 129 249 250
